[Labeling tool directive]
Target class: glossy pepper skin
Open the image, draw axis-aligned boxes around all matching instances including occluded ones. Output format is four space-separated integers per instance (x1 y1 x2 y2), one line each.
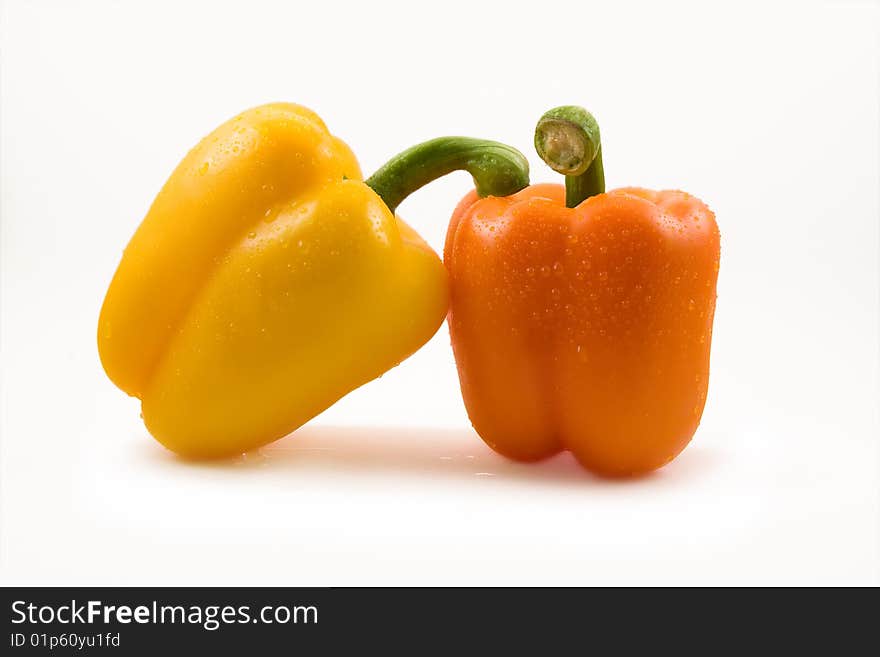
445 183 720 476
98 103 448 458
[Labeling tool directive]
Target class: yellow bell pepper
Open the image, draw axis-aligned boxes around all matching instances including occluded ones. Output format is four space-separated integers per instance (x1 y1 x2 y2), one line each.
98 103 529 458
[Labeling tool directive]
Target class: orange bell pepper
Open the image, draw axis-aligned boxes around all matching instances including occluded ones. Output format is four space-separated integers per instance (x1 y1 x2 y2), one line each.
444 106 720 476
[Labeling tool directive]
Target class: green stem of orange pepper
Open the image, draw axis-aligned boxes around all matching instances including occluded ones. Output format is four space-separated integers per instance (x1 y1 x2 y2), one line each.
366 137 530 214
534 106 605 208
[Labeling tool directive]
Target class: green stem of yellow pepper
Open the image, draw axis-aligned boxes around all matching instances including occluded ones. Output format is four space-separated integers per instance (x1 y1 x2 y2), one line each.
365 137 530 214
534 105 605 208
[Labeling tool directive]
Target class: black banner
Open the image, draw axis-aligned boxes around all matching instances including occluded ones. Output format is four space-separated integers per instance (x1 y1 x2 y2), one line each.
1 587 875 653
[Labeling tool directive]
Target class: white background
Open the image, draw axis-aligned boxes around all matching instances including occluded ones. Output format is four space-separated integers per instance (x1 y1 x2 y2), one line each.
1 0 878 585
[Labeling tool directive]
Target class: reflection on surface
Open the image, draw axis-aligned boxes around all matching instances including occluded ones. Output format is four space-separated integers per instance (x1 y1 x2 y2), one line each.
144 424 720 487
